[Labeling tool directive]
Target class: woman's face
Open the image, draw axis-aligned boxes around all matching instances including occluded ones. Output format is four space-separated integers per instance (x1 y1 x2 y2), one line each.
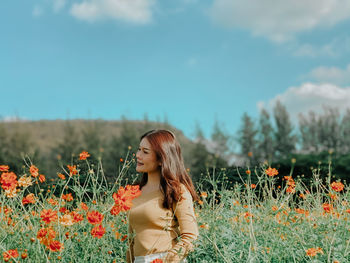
136 138 160 173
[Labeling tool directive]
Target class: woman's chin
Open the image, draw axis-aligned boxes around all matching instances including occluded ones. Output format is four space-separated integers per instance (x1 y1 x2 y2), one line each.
136 167 144 173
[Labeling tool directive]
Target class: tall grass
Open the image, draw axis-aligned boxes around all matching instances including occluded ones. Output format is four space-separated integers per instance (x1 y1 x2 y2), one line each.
0 152 349 262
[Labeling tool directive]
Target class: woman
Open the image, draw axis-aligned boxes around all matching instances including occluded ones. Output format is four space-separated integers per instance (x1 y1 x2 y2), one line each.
126 130 199 263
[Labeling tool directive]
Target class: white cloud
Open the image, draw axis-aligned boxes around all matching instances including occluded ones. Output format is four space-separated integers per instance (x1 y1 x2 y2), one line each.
32 5 44 17
292 36 350 57
258 83 350 121
53 0 66 12
210 0 350 43
306 64 350 85
70 0 155 24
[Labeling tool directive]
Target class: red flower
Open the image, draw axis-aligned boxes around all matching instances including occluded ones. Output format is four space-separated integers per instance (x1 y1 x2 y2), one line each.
71 211 84 223
331 181 344 192
58 173 66 180
80 202 88 211
22 193 36 205
3 249 19 262
40 209 58 224
91 224 106 238
265 167 278 177
48 240 64 252
1 172 17 190
59 207 68 214
0 165 9 172
111 185 141 215
30 165 39 177
322 203 333 213
61 193 73 202
39 174 46 183
87 210 104 225
67 165 78 176
79 151 90 160
151 259 163 263
37 227 56 246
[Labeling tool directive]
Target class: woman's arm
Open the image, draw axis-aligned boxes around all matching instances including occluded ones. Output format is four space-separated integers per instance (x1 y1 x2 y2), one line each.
126 223 135 263
166 186 199 262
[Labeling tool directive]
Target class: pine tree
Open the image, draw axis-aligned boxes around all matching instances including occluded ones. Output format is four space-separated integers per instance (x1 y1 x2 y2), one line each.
238 112 258 164
53 121 81 165
273 100 297 158
318 106 341 154
211 118 230 159
339 108 350 154
257 108 274 163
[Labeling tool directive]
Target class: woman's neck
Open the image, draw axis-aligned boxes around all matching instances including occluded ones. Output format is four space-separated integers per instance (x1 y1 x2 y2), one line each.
146 170 161 188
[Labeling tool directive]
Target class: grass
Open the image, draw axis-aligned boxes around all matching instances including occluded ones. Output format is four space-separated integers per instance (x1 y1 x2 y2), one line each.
0 152 349 262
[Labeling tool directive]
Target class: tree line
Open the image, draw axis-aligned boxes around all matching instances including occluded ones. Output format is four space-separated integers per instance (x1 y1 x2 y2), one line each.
1 101 349 188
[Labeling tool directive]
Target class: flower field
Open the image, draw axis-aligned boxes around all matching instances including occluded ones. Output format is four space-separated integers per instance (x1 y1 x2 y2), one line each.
1 151 349 262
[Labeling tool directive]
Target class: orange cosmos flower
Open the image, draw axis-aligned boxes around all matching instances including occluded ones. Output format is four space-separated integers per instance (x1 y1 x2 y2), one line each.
91 224 106 238
251 184 256 189
17 176 32 187
67 165 78 176
61 193 73 202
246 170 251 175
111 185 141 215
47 198 59 206
322 203 333 214
200 192 208 198
247 152 253 157
79 151 90 160
3 249 19 262
5 188 17 198
71 211 84 223
265 167 278 177
59 207 67 214
331 181 344 192
87 210 104 225
151 259 163 263
39 174 46 183
306 247 323 257
0 165 9 172
80 202 88 211
58 173 66 180
40 209 58 224
48 240 64 252
110 205 122 216
1 172 17 190
286 186 295 194
60 214 74 226
37 227 56 246
30 165 39 177
22 193 36 205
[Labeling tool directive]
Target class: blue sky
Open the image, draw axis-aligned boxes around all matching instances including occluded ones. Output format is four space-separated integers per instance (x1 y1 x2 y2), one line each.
1 0 350 139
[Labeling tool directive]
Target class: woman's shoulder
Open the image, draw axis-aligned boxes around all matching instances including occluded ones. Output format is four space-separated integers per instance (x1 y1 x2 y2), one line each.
178 183 192 200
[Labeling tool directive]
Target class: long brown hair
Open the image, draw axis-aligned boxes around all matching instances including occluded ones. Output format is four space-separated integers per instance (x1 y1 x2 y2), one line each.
138 129 199 210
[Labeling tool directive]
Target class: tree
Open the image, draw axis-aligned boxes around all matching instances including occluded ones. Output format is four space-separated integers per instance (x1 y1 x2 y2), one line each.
273 100 297 158
339 108 350 154
238 112 258 164
298 111 320 153
53 121 81 165
211 118 230 159
318 106 341 154
257 108 275 163
82 120 104 157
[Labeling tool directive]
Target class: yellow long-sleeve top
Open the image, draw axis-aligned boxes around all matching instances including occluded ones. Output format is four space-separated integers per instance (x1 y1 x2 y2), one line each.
126 184 199 263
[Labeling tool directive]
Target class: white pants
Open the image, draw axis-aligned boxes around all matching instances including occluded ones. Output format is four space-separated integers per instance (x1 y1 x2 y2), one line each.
134 252 187 263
